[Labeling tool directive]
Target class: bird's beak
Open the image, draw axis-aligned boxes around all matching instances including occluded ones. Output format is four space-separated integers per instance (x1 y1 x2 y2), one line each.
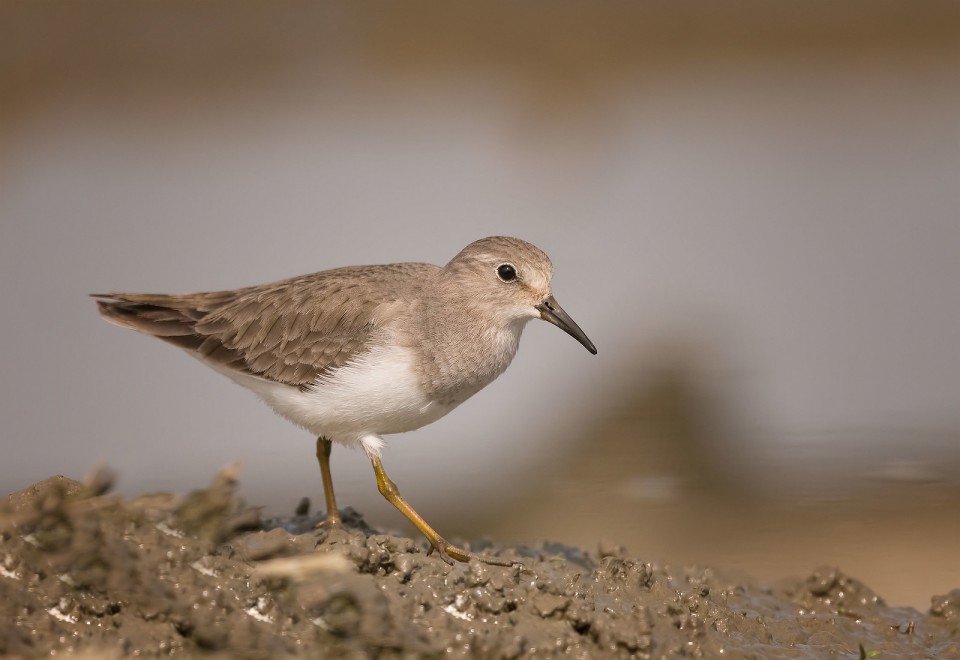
536 295 597 355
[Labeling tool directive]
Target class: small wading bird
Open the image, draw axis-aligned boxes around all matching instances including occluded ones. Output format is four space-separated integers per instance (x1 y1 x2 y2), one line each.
94 236 597 565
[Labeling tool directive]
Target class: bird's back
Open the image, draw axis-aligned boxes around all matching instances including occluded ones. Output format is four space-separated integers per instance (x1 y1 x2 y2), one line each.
93 263 438 389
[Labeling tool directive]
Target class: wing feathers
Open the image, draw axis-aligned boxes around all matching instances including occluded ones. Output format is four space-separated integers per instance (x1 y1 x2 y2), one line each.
92 264 435 388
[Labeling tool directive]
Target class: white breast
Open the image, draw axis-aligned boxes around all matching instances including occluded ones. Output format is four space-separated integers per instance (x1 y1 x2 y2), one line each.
201 342 456 456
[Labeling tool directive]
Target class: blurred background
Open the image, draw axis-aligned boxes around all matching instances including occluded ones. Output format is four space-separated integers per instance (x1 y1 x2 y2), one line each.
2 1 958 610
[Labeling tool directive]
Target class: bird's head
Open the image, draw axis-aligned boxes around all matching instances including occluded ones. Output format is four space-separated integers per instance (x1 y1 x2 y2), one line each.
443 236 597 355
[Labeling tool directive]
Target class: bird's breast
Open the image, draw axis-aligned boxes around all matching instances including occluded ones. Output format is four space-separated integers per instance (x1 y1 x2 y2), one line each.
302 342 456 434
419 317 527 407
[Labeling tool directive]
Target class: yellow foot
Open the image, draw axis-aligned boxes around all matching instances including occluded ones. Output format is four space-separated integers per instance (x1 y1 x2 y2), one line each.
314 513 342 530
426 538 520 567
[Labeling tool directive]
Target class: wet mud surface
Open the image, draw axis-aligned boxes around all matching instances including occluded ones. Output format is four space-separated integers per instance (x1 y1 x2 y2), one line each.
2 470 958 659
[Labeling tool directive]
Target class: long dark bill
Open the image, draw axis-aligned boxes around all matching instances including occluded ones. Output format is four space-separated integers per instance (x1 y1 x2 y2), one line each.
536 295 597 355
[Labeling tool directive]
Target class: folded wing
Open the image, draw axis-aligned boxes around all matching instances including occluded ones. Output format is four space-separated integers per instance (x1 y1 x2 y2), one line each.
93 264 434 389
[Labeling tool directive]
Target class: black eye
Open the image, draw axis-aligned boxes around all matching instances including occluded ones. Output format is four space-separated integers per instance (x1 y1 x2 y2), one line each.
496 264 517 282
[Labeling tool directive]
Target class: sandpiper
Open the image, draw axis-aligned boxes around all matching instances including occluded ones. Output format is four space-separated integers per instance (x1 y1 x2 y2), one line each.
94 236 596 564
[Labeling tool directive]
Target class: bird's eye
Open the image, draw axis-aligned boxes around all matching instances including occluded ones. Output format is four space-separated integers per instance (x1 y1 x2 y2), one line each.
496 264 517 282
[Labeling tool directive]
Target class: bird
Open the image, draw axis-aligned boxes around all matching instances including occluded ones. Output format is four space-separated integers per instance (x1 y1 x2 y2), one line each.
93 236 597 564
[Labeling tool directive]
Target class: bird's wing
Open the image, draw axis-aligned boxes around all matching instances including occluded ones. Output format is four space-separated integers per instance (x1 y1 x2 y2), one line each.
93 263 435 388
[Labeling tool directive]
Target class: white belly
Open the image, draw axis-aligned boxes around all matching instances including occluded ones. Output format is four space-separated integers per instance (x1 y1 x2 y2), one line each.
202 343 456 457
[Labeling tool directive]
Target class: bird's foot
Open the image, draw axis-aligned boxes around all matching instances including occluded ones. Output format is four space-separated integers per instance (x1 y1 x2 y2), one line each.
426 538 520 567
314 512 342 530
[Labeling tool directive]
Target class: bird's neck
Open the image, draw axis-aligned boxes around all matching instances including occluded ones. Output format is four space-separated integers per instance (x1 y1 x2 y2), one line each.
414 293 528 405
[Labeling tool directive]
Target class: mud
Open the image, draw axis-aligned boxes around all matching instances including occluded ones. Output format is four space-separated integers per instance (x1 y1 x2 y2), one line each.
1 470 958 659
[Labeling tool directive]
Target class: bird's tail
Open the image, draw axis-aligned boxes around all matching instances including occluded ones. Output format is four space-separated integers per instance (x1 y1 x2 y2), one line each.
92 292 209 339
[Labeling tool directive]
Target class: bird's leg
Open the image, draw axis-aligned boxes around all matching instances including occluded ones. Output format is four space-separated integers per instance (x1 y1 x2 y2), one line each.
315 436 341 527
370 455 516 567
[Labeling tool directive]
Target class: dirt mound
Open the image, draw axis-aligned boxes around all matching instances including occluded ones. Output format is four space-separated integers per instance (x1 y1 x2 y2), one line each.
1 469 958 658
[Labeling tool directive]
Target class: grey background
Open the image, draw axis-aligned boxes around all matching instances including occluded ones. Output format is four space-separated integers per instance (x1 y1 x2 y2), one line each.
2 1 958 607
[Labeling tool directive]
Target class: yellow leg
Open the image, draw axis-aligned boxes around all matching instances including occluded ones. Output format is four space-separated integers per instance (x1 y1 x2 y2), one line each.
315 437 341 526
371 455 516 566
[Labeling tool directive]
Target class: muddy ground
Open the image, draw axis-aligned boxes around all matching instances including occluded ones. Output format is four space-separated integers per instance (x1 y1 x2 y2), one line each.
1 469 958 659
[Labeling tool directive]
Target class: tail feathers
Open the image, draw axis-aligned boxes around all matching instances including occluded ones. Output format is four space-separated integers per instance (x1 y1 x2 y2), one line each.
92 293 207 345
92 291 257 374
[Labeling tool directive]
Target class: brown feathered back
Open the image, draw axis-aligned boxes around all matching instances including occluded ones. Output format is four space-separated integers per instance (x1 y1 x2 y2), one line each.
93 263 437 388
